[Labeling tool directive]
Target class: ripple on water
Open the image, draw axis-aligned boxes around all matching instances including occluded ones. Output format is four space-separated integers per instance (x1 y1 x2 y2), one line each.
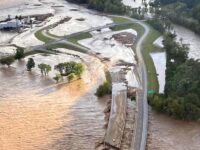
0 57 106 150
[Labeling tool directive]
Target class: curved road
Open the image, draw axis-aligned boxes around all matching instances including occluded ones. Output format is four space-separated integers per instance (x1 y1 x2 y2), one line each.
132 19 149 150
108 15 149 150
31 15 150 150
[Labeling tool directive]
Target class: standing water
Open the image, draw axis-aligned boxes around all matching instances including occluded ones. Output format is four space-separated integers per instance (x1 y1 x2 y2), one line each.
148 25 200 150
0 0 25 9
173 24 200 60
0 57 106 150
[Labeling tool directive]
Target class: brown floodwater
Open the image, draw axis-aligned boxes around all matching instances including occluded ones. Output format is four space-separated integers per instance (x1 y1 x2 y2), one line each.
173 24 200 60
0 59 106 150
147 110 200 150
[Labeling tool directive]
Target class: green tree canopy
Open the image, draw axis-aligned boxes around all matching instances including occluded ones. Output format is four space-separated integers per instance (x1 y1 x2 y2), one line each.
26 58 35 71
0 56 15 67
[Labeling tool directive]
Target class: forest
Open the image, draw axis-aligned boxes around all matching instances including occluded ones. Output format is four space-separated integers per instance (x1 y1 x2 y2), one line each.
153 0 200 34
149 32 200 120
66 0 126 14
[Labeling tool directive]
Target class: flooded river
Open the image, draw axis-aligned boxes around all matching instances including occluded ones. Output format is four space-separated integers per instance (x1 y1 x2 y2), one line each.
173 24 200 59
0 58 106 150
148 110 200 150
0 0 25 9
149 25 200 149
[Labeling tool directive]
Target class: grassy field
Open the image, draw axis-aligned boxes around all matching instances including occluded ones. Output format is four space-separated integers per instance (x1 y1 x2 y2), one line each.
142 26 161 92
68 32 92 45
46 31 61 39
46 43 87 53
35 29 54 43
111 16 132 24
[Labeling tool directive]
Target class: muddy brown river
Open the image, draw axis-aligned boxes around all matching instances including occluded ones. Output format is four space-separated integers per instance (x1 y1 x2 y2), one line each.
148 23 200 150
0 59 106 150
148 110 200 150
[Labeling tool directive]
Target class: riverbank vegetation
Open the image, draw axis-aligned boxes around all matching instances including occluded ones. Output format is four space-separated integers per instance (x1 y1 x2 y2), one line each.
15 48 25 60
0 47 25 67
38 63 52 76
153 0 200 34
26 58 35 71
0 56 15 67
96 71 112 97
54 61 84 79
149 32 200 120
66 0 126 14
96 81 111 97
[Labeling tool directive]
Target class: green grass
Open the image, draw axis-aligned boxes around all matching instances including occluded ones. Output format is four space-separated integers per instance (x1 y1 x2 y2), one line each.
35 29 54 43
110 18 161 93
46 31 61 39
46 43 87 53
111 16 131 24
142 26 161 92
105 70 112 85
68 32 92 45
25 50 52 56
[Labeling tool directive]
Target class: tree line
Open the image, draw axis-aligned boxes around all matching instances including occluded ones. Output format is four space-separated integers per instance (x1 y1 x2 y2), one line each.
66 0 126 14
149 32 200 120
153 0 200 34
0 50 84 83
26 59 84 83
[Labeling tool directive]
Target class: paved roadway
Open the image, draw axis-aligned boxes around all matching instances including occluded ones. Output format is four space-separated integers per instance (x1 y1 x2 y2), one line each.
123 16 149 150
107 15 149 150
28 15 149 150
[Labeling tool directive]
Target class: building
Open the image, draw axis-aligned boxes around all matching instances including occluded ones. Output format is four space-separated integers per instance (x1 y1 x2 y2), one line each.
0 19 23 29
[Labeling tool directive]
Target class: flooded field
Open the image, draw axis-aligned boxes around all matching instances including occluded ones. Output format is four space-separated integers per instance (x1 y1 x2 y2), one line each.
0 56 106 150
148 110 200 150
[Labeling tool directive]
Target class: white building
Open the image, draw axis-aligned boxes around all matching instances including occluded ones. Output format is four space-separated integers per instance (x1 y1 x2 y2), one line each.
0 19 23 29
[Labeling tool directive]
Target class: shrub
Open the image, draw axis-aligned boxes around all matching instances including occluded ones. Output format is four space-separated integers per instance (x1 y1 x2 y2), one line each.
38 63 52 76
53 74 62 83
68 73 76 82
96 81 111 97
15 48 25 60
0 56 15 67
26 58 35 71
